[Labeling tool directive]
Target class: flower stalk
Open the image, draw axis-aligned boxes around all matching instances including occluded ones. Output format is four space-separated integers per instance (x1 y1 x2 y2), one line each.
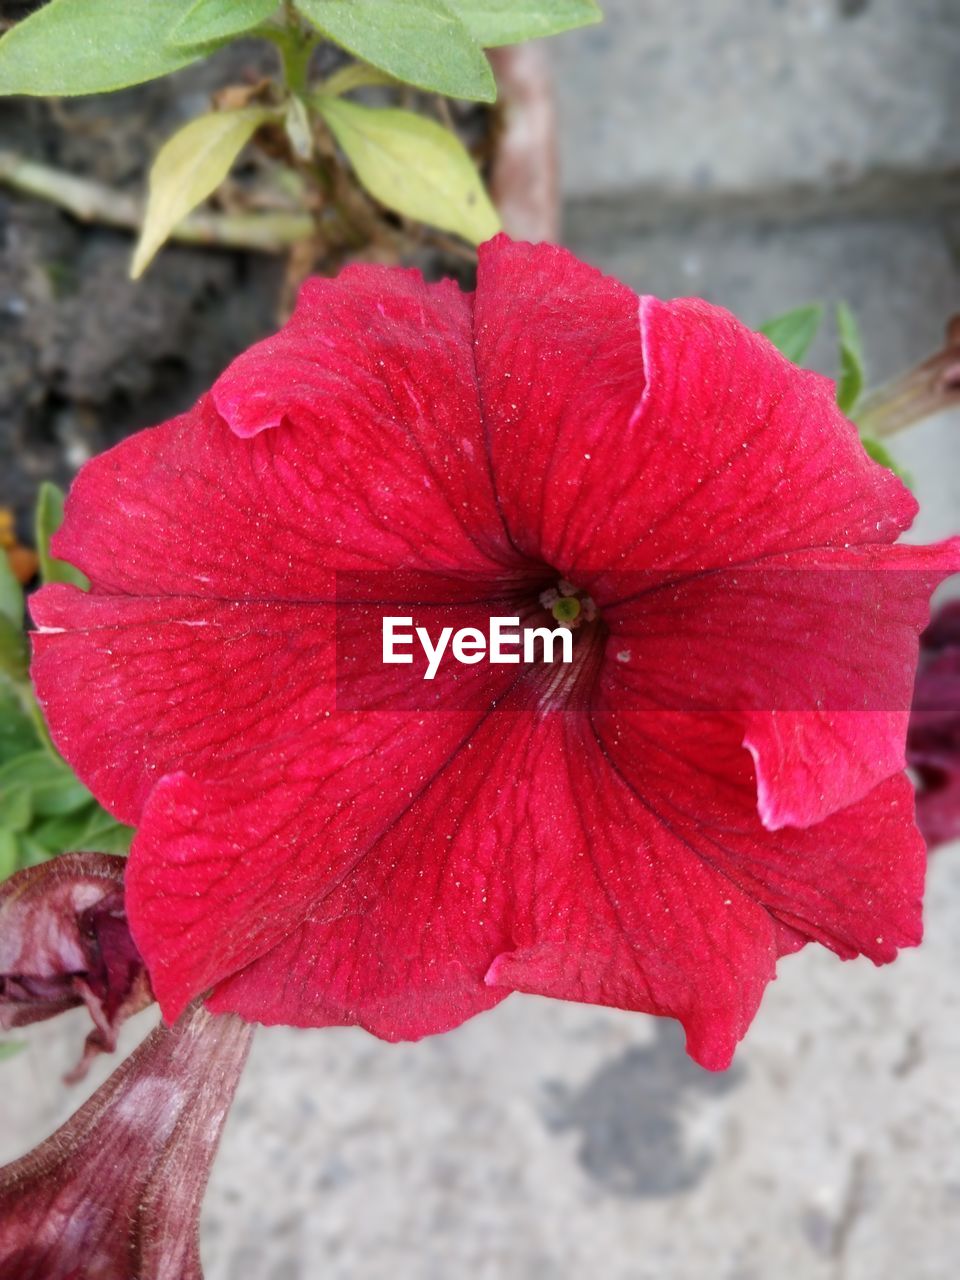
857 315 960 438
0 1004 252 1280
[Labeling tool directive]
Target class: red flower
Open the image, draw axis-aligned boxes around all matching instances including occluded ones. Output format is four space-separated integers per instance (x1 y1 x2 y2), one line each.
30 237 960 1070
908 602 960 849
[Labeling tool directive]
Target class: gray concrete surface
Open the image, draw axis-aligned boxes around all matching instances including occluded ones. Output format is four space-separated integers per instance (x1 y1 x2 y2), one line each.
554 0 960 225
3 1 960 1277
206 850 960 1280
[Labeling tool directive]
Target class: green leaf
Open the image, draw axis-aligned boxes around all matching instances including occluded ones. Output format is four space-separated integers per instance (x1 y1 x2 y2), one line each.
35 483 89 589
131 106 275 279
0 829 18 881
16 833 55 869
0 782 32 833
447 0 602 46
0 684 39 766
317 98 500 244
0 0 212 97
322 62 399 97
1 753 72 791
0 1041 26 1063
170 0 278 47
0 752 92 819
861 437 912 487
33 803 134 856
32 776 95 818
0 551 23 629
759 304 823 366
297 0 495 102
0 615 28 684
88 819 136 856
836 302 865 417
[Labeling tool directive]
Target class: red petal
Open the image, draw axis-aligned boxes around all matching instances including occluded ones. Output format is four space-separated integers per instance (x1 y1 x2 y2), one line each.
32 583 532 826
124 705 507 1023
134 703 923 1069
601 540 960 826
32 590 338 823
31 264 529 826
209 265 516 571
592 712 925 964
741 545 960 829
481 719 780 1072
142 713 779 1071
474 236 916 582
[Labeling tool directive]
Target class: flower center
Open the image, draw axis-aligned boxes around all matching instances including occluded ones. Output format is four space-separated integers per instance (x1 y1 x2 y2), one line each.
519 575 606 712
538 578 598 630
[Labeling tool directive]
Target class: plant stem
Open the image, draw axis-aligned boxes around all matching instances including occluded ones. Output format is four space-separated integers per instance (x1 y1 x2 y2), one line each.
857 316 960 437
0 152 313 254
261 5 318 97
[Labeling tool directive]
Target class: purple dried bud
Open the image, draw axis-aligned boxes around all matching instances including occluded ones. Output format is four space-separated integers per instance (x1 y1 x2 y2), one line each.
908 602 960 849
0 854 153 1081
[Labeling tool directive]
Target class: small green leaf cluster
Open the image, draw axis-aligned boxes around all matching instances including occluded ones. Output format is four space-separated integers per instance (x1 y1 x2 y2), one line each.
0 1 599 99
759 303 908 484
0 485 133 882
0 1 600 272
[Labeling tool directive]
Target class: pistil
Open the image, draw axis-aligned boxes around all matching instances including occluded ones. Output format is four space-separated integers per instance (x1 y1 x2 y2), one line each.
539 578 597 630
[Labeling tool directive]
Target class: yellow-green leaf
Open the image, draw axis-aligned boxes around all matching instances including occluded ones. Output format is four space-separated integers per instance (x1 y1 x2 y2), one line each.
317 98 500 245
297 0 495 102
132 106 275 279
322 62 399 97
285 95 314 159
447 0 602 46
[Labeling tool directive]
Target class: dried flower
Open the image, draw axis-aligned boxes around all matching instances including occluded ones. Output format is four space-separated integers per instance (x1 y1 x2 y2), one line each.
0 854 152 1082
908 602 960 849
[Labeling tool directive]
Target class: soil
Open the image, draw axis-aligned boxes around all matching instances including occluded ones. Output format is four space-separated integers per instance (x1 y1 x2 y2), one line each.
0 42 291 536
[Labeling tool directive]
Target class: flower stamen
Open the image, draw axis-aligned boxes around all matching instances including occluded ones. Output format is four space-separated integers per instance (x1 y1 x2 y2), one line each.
540 579 597 630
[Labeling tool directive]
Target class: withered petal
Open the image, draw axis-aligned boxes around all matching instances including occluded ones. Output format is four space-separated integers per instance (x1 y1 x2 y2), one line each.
0 854 153 1081
909 602 960 850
